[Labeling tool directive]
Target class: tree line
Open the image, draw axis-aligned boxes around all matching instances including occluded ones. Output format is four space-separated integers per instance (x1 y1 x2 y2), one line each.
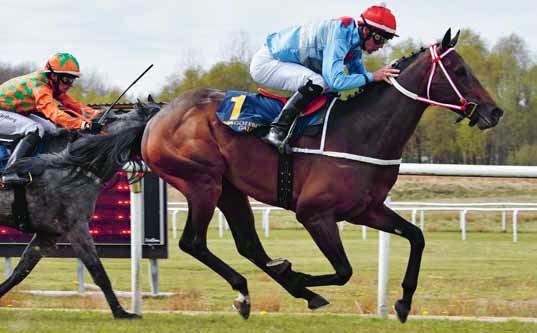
0 29 535 165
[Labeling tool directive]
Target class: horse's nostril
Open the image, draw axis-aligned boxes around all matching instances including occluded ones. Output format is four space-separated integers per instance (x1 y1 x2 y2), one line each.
492 107 504 119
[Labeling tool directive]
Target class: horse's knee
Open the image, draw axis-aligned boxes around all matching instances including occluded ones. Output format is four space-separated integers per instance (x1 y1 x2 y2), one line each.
335 266 353 286
179 237 197 254
179 237 209 258
411 227 425 251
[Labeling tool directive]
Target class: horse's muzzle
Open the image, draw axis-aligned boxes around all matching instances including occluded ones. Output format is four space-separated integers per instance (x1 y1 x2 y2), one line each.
477 106 504 130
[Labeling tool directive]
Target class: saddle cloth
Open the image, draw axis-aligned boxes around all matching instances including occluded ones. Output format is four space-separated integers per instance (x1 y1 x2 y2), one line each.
215 89 331 135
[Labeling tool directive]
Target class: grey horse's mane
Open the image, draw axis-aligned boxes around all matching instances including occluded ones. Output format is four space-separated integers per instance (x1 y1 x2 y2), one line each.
9 101 160 189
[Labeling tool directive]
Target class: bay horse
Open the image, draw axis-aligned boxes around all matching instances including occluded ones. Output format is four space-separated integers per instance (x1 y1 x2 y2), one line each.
2 99 160 319
141 29 503 322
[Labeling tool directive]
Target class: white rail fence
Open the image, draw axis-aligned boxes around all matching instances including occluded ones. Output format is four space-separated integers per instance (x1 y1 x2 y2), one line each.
168 201 537 242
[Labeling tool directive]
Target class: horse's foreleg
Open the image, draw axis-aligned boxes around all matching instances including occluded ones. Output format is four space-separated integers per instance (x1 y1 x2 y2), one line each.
217 179 328 311
0 233 56 297
297 213 354 290
358 205 425 323
173 175 252 319
66 222 139 320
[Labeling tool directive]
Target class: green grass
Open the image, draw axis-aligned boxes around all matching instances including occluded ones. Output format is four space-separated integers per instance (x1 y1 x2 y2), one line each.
1 310 536 333
1 229 536 319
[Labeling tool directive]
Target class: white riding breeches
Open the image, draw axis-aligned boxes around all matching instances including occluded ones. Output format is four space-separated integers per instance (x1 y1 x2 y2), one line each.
249 46 328 92
0 110 56 139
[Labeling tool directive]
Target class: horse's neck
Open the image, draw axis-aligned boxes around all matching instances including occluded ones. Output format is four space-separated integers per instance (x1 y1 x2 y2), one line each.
334 66 428 159
43 133 71 154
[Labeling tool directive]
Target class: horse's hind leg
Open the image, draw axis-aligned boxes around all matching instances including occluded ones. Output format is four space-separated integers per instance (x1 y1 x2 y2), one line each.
217 179 329 311
0 233 57 297
66 222 139 320
169 175 252 319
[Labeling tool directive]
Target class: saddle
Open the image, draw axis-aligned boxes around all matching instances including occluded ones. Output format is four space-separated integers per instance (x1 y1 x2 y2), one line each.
215 88 336 139
256 88 329 117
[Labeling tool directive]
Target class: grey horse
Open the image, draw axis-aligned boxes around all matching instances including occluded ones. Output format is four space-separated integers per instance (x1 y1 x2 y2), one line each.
0 98 160 319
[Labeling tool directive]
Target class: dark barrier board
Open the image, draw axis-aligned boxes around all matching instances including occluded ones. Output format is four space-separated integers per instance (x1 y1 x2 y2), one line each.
0 172 167 258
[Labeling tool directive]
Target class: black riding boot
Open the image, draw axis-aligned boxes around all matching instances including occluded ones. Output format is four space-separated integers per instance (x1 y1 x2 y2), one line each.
1 132 40 185
262 81 323 153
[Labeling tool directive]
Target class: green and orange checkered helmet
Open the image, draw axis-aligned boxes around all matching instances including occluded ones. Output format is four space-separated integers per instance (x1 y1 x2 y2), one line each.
44 52 80 77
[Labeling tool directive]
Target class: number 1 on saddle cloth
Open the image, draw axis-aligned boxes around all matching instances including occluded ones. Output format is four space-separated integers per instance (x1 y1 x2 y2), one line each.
216 89 330 139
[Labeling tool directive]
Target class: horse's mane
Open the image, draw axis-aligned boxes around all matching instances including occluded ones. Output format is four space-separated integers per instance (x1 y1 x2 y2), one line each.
344 47 428 105
55 120 146 183
9 107 155 189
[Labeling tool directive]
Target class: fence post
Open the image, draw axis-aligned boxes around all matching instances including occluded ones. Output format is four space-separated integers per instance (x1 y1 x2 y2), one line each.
4 257 12 279
172 210 179 239
262 209 270 238
148 258 159 296
501 211 506 232
411 209 417 225
512 210 518 243
460 209 467 240
130 178 143 315
77 259 85 294
362 225 367 240
419 211 425 230
218 211 225 238
378 196 391 318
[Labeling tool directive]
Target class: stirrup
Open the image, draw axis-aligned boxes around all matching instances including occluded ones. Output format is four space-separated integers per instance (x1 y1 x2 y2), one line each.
277 117 299 155
1 172 32 186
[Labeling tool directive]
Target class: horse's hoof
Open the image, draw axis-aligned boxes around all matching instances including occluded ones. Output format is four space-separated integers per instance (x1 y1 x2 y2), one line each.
308 294 330 310
394 299 409 323
232 298 251 320
266 258 291 275
114 311 142 320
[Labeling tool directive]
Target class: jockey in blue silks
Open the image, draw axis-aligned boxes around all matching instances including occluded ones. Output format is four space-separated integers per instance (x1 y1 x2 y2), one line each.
250 5 401 151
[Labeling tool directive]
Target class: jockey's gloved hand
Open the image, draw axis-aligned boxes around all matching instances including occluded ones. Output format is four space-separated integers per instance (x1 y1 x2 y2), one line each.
81 120 103 134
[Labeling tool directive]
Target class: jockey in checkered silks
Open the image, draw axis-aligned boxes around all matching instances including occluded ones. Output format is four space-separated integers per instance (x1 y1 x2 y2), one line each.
0 52 102 185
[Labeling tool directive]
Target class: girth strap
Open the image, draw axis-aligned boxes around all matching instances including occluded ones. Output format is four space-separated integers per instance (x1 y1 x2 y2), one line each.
12 185 32 232
277 153 293 209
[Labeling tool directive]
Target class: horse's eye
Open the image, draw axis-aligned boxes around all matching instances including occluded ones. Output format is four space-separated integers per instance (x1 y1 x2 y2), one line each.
455 67 467 77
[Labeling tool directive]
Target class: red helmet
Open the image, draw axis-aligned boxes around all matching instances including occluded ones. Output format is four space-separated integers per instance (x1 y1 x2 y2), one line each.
358 5 398 38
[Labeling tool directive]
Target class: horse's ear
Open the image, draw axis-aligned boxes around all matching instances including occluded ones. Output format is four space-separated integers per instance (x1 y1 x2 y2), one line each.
450 29 460 48
441 28 452 50
147 94 155 103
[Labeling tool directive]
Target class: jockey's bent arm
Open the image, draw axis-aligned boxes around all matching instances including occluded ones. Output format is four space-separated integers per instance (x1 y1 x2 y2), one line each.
322 21 374 91
345 51 372 78
33 86 84 129
57 93 100 121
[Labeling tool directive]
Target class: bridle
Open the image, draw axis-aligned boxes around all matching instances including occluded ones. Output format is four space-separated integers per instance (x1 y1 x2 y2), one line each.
389 44 479 122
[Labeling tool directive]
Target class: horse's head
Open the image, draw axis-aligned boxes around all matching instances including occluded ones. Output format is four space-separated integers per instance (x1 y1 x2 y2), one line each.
135 94 161 121
424 29 504 129
100 95 161 134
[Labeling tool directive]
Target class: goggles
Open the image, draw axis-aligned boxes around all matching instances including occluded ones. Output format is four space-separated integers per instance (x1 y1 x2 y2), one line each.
371 31 388 45
59 75 76 85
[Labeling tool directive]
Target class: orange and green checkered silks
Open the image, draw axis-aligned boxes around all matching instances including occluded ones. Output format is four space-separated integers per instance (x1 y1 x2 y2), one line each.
0 71 98 129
